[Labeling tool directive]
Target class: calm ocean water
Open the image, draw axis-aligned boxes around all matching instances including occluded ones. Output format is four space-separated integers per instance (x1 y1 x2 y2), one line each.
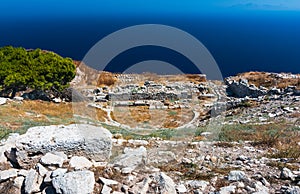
1 12 300 77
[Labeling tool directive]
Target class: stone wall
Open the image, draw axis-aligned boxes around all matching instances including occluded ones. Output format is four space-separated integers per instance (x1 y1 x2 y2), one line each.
107 92 181 101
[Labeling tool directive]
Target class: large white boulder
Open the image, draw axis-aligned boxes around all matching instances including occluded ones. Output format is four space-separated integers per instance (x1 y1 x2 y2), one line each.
15 124 112 169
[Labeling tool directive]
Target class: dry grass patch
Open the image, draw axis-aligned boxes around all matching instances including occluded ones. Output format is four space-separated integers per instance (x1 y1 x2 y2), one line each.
234 71 300 89
111 106 194 129
157 74 206 84
0 102 26 118
291 112 300 118
214 178 230 190
218 123 300 160
156 161 214 181
111 106 153 127
22 100 73 117
97 71 117 87
266 161 300 171
267 142 300 160
213 142 236 148
163 109 195 128
218 123 300 147
156 161 239 182
73 102 108 122
114 73 207 85
0 100 78 135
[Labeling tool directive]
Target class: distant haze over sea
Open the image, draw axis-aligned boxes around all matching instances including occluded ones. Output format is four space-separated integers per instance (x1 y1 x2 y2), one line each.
1 1 300 77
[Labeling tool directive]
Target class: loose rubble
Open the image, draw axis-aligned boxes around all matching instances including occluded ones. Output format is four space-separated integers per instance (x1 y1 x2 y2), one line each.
1 125 300 193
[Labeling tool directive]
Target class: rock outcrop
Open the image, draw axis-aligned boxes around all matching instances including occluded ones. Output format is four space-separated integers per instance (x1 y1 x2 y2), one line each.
225 78 267 98
225 76 300 98
14 124 112 169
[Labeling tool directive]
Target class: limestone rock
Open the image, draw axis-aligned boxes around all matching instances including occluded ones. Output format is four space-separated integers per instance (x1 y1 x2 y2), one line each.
14 176 25 188
113 146 147 174
186 180 209 190
36 163 48 177
52 98 62 103
253 181 269 194
44 171 52 183
0 169 18 182
225 79 267 98
13 96 24 101
40 153 65 167
15 124 112 169
228 170 247 181
284 186 300 194
112 191 123 194
0 133 19 164
24 169 43 194
219 185 236 194
69 156 93 170
155 172 176 194
99 177 119 186
176 184 187 193
18 169 29 177
280 167 295 181
52 170 95 194
51 168 68 178
0 97 7 105
130 177 151 194
237 155 249 161
52 152 68 161
101 185 112 194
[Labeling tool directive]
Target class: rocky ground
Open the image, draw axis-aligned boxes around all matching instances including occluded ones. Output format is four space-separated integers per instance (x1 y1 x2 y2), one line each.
0 71 299 194
1 124 300 194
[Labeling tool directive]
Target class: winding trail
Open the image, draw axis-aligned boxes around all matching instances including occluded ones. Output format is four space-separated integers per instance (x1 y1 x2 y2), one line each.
177 111 199 129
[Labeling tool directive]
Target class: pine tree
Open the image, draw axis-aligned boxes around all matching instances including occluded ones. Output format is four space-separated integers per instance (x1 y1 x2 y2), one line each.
0 46 76 98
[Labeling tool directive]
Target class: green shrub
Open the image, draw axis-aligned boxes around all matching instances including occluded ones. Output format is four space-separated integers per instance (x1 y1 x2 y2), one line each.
0 46 76 97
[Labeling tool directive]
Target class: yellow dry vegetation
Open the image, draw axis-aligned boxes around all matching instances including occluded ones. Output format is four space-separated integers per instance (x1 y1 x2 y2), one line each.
0 100 108 131
235 71 300 89
97 72 117 87
111 106 194 129
72 102 108 122
0 100 73 130
143 73 207 84
22 100 73 117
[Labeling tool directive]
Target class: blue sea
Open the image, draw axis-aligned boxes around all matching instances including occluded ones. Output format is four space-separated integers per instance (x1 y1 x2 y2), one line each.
1 10 300 78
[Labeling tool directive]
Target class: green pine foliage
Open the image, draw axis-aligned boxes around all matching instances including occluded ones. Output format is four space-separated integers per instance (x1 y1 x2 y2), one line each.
0 46 76 96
